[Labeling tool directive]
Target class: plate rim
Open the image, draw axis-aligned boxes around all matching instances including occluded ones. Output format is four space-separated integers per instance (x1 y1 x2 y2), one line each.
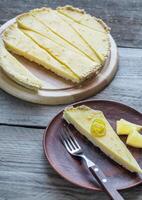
43 99 142 191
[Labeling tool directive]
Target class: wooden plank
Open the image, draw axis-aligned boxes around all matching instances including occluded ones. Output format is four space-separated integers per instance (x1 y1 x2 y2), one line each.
0 125 141 200
0 47 142 127
1 0 142 48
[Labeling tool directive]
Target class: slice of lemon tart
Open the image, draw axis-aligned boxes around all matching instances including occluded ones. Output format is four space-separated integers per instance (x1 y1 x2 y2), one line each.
63 105 142 173
0 39 42 90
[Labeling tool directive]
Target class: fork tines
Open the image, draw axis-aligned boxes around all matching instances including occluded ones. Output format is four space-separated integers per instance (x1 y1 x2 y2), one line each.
60 125 80 151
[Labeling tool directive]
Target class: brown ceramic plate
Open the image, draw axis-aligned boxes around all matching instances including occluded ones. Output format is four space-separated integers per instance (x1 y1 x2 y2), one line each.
43 100 142 191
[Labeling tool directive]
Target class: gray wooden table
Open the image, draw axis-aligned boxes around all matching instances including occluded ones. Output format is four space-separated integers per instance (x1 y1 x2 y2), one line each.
0 0 142 199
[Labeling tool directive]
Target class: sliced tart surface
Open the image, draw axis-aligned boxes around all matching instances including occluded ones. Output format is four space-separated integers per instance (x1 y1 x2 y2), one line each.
57 5 110 33
63 105 142 173
17 13 78 52
71 24 110 61
59 14 110 62
30 8 98 62
2 6 111 84
2 24 79 83
0 39 42 90
22 29 101 79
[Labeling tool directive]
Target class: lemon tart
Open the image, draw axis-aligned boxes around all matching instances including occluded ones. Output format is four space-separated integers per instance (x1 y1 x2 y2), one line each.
22 29 101 80
2 6 111 84
63 105 142 173
30 8 98 62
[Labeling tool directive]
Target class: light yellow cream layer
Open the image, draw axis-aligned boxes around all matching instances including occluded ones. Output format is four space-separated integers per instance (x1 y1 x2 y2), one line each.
59 13 110 63
2 24 79 83
22 30 101 80
30 8 99 62
17 13 100 63
57 5 110 33
0 39 42 90
63 105 142 173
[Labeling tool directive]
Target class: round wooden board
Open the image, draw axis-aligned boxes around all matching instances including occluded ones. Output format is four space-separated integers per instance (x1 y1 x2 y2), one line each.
43 100 142 191
0 18 118 105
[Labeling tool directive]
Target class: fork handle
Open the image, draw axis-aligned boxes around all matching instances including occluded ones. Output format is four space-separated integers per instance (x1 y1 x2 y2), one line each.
89 165 124 200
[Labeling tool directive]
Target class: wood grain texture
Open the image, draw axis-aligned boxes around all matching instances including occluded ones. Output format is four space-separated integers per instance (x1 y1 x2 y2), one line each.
0 125 141 200
0 47 142 127
1 0 142 48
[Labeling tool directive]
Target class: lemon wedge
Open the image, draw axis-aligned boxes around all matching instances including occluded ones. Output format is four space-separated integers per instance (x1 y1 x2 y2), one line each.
117 119 142 135
126 130 142 148
117 119 142 148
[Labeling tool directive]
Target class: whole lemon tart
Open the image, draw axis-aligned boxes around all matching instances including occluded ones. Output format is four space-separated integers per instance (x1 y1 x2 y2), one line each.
1 5 111 88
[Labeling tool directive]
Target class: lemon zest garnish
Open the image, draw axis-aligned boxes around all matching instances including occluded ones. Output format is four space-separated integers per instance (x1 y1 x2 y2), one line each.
91 118 106 137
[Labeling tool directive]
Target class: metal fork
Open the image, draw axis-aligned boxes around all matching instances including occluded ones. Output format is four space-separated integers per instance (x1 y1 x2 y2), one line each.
60 125 124 200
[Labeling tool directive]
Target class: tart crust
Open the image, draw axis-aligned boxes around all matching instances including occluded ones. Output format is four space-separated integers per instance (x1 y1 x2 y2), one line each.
57 5 110 33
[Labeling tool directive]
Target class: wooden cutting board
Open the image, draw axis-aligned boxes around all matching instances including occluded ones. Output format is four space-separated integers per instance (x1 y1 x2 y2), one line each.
0 18 118 105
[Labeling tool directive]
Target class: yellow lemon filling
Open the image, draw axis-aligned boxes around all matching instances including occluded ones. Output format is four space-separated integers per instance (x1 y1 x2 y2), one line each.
91 118 106 137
